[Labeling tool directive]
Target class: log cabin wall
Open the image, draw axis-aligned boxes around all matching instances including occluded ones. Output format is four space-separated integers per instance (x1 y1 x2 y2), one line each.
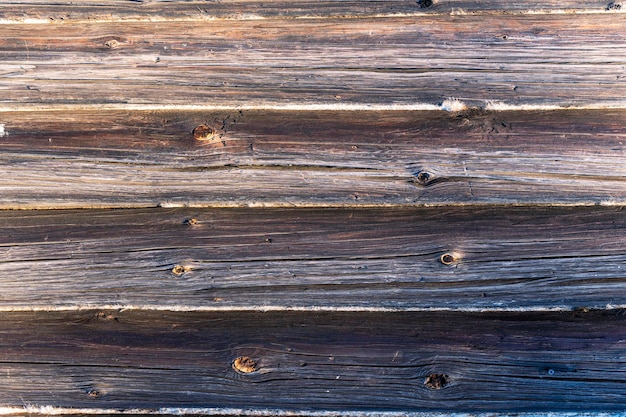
0 1 625 415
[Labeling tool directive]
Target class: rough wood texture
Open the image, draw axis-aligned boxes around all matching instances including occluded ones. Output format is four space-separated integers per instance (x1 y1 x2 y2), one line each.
0 0 623 23
1 0 623 22
1 0 625 415
0 206 624 311
1 109 625 208
0 15 625 108
0 310 623 412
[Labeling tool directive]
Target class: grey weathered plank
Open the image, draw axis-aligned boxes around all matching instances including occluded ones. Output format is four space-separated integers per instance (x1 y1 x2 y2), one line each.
0 0 623 22
0 206 624 311
0 309 623 411
0 15 625 108
1 109 625 209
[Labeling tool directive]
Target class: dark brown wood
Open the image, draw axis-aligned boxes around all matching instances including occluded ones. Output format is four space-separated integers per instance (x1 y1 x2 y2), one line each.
1 109 625 208
0 15 625 108
0 309 623 412
0 206 624 311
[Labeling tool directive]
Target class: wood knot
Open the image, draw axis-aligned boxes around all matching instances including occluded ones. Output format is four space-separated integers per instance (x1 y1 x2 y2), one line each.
171 264 187 276
95 312 118 321
439 253 458 265
412 170 436 186
86 388 101 398
424 373 449 389
104 39 120 49
232 356 257 374
193 125 215 141
183 218 198 226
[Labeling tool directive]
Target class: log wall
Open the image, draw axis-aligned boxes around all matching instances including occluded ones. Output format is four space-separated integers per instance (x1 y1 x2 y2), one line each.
0 1 625 415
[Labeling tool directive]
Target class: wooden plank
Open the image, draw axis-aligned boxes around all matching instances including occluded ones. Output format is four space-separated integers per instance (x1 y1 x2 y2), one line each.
0 16 625 108
1 109 625 208
0 309 623 412
0 0 623 22
0 206 624 311
1 3 623 417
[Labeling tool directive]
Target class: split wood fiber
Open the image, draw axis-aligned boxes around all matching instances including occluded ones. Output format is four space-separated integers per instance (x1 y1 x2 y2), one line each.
0 15 625 108
0 310 623 411
1 0 624 22
0 207 624 311
1 0 625 415
0 110 625 208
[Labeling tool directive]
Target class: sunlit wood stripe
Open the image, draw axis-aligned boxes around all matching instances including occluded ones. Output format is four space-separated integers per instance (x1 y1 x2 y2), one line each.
0 15 625 107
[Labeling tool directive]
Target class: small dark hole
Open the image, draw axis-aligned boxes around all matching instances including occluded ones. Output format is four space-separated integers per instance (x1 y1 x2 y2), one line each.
418 0 433 8
440 253 456 265
415 171 433 185
86 388 101 398
425 373 449 389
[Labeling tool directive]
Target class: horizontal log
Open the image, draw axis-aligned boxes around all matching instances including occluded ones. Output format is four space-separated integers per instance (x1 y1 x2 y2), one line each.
0 309 623 412
0 206 625 311
0 109 625 208
0 0 623 22
0 16 625 108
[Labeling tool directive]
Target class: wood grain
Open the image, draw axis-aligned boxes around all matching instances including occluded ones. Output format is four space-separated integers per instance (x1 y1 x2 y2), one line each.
0 309 623 411
0 206 624 311
1 109 625 208
0 15 625 108
1 0 623 22
1 1 625 415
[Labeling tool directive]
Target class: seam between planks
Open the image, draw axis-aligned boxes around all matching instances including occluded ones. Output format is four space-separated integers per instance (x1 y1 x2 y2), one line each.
0 305 624 313
4 102 626 113
2 202 626 211
1 407 626 416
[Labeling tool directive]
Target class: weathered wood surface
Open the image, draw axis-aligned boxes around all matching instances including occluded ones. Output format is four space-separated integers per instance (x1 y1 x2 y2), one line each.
1 0 624 22
0 310 623 412
1 109 625 209
0 15 625 108
1 0 625 415
0 206 624 311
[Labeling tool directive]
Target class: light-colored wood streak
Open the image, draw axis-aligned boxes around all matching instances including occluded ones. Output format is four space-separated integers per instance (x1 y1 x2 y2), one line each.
0 207 624 311
0 110 625 209
0 16 625 108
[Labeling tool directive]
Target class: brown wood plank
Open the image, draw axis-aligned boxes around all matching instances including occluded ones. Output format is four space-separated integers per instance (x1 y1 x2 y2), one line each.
0 15 625 108
0 109 625 208
2 2 624 417
0 206 625 311
0 0 623 22
0 309 623 412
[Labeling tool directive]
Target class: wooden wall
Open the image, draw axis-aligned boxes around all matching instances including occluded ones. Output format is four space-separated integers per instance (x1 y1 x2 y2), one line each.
0 1 625 415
